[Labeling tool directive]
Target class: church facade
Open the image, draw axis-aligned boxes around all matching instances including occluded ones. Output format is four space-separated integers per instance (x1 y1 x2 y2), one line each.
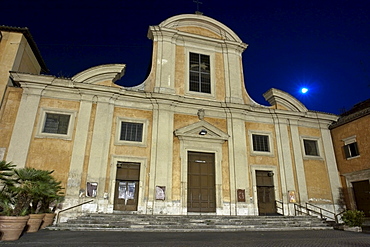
0 14 342 221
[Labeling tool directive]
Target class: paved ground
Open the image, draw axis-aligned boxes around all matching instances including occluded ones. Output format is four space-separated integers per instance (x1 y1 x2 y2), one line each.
1 229 370 247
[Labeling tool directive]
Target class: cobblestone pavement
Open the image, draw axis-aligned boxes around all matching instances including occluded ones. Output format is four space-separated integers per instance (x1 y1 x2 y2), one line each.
1 230 370 247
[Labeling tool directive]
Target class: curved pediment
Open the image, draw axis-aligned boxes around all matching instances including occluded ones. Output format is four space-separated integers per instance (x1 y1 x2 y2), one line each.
159 14 243 43
174 120 229 143
263 88 308 112
72 64 126 86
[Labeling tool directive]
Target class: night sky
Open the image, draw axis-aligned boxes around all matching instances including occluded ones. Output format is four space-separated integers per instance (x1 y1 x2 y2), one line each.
3 0 369 114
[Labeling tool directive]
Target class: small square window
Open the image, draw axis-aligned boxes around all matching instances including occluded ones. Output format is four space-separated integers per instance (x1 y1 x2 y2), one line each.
344 142 360 158
42 113 71 135
120 122 143 142
252 134 270 152
303 139 319 156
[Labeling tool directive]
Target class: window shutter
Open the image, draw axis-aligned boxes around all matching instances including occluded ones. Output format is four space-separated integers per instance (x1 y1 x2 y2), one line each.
343 144 350 158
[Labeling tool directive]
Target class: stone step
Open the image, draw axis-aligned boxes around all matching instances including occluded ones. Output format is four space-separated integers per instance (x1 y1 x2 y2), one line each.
48 214 333 232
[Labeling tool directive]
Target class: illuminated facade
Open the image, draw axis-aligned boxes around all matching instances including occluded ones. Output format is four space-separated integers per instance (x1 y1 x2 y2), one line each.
0 15 342 221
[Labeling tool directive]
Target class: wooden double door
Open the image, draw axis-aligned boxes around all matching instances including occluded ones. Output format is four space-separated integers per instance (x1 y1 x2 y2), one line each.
256 170 276 215
113 162 140 211
352 180 370 217
187 152 216 213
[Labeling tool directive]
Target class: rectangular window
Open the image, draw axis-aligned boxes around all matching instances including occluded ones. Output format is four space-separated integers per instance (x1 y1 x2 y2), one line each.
252 134 270 152
189 52 211 94
344 142 360 158
42 113 71 135
303 139 319 156
120 122 143 142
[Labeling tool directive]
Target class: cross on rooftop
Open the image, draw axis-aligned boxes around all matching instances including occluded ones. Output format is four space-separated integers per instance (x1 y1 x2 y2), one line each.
193 0 203 14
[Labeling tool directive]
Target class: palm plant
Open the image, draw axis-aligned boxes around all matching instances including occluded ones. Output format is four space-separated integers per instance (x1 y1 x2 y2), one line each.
30 171 64 214
0 161 17 215
0 165 64 216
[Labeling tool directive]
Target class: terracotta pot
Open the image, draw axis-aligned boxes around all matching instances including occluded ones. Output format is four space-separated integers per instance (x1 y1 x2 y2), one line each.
26 214 45 233
40 213 55 229
0 215 29 241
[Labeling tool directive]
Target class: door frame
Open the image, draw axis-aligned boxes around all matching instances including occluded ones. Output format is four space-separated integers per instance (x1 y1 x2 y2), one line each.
109 155 148 213
251 165 279 215
187 151 216 213
343 169 370 211
180 144 224 214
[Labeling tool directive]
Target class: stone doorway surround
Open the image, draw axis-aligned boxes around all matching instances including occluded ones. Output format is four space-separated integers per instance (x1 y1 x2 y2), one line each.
109 156 148 214
251 165 279 216
174 120 229 215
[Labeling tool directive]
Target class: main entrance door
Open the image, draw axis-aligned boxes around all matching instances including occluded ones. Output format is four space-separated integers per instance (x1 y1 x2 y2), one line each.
256 170 276 215
352 180 370 217
113 162 140 211
187 152 216 212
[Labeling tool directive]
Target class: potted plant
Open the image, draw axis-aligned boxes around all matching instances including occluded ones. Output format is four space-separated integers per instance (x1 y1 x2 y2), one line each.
0 164 64 239
341 210 365 232
35 172 64 229
0 161 29 241
24 169 59 233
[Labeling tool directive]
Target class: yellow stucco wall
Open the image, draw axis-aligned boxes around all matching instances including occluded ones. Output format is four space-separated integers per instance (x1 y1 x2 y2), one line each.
245 122 278 165
0 88 22 157
215 52 226 101
26 98 80 191
17 36 41 74
331 115 370 174
176 26 222 40
175 46 185 96
304 159 333 203
221 142 230 202
299 126 333 203
0 32 41 106
172 137 181 201
108 107 153 197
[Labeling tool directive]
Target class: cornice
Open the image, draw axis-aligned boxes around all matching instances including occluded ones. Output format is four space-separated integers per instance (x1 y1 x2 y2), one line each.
10 71 337 125
329 107 370 129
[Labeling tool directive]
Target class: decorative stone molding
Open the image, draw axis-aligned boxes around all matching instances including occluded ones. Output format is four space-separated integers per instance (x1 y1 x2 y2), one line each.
72 64 126 85
263 88 308 112
174 120 229 143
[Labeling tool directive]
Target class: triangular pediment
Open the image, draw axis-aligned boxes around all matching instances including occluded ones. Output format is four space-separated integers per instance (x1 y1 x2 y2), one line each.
174 120 229 142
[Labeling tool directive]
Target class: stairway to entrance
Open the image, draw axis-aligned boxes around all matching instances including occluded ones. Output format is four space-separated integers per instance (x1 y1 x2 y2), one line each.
48 214 333 232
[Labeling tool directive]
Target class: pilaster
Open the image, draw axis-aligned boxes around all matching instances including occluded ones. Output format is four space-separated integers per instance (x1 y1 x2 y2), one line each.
66 94 94 197
227 111 249 215
321 127 341 211
148 100 175 214
274 116 296 214
289 120 308 203
6 86 44 168
86 95 115 199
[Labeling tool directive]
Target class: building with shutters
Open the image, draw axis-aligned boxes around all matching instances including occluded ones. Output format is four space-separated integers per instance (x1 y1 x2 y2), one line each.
330 99 370 216
0 14 343 221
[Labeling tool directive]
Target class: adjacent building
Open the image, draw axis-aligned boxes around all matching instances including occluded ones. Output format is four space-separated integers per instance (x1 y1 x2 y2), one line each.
330 99 370 216
0 14 342 221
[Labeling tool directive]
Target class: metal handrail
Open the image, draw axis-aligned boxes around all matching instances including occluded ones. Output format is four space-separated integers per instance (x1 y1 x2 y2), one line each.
293 202 344 223
56 199 94 224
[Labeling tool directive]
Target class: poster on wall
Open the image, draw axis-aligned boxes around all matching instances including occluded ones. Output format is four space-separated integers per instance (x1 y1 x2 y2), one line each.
86 182 98 197
118 182 127 199
237 189 246 202
155 186 165 200
289 190 296 203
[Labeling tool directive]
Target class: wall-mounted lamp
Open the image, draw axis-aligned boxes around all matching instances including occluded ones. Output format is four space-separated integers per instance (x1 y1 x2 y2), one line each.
199 129 207 135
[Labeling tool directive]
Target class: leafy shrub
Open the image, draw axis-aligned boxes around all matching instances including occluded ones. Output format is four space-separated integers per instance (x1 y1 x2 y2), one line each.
342 210 365 227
